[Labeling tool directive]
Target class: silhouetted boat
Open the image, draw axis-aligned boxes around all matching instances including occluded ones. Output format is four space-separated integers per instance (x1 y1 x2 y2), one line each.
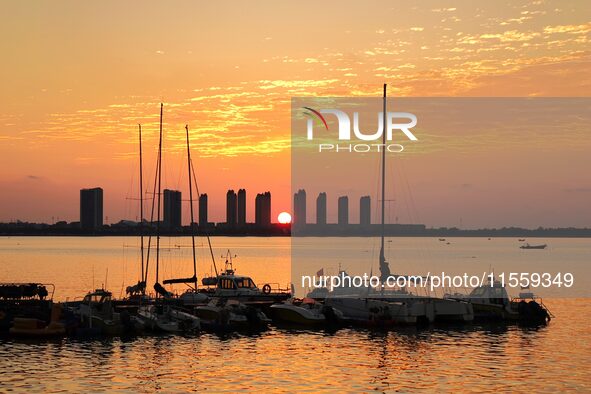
270 297 343 327
194 298 270 331
446 279 552 323
319 85 473 325
9 303 65 338
198 250 290 305
520 243 547 249
73 289 135 336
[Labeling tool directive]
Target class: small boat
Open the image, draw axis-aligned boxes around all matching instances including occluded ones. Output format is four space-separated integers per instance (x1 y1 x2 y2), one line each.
199 251 291 305
438 238 446 241
270 298 343 327
194 298 270 331
446 279 552 323
520 243 547 249
73 289 136 336
518 239 526 242
136 304 200 333
9 303 66 338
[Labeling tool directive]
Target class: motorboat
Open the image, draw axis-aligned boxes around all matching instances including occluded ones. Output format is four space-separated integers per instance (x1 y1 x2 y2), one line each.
9 303 66 338
74 289 134 336
136 304 200 333
193 297 270 331
270 298 343 326
520 243 547 249
199 251 291 305
446 280 551 323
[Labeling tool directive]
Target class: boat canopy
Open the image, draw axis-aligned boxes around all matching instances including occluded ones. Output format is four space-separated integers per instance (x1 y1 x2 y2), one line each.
163 275 197 285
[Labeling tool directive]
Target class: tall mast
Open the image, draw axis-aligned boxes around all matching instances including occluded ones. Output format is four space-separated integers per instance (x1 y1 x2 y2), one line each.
155 103 163 285
185 125 198 290
138 124 145 289
379 84 391 283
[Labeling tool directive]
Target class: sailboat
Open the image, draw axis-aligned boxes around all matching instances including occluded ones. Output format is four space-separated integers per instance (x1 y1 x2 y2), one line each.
136 104 200 333
323 85 473 325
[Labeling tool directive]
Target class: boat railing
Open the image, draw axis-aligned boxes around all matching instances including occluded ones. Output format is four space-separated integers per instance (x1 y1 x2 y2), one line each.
256 282 291 293
0 282 55 301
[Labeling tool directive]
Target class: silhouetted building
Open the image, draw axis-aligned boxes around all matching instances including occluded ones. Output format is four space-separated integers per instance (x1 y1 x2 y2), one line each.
255 192 271 227
199 193 208 226
163 189 182 229
80 187 103 230
237 189 246 225
338 196 349 225
293 189 306 225
360 196 371 225
226 190 237 225
316 192 327 225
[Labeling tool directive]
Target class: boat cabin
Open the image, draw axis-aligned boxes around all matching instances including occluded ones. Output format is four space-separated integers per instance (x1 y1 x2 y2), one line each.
467 282 510 306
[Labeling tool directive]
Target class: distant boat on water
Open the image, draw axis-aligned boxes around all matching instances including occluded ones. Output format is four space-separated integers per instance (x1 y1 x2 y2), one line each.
520 243 547 250
518 239 526 242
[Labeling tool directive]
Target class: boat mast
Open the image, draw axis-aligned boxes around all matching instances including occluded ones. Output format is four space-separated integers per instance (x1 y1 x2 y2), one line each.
379 84 391 283
155 103 163 287
185 125 198 290
138 124 145 290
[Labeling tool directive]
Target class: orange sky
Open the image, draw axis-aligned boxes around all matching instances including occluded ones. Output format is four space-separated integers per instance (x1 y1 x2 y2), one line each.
0 1 589 227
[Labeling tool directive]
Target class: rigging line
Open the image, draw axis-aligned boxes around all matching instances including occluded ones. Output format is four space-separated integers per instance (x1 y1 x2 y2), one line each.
139 124 145 284
155 103 164 286
190 156 219 277
144 121 161 286
186 125 198 290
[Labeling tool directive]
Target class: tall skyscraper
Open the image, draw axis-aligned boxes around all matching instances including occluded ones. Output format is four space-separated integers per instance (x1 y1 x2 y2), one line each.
80 187 103 230
199 193 208 226
360 196 371 225
293 189 306 225
237 188 246 225
316 192 327 225
163 189 182 229
338 196 349 225
255 191 271 227
226 189 237 225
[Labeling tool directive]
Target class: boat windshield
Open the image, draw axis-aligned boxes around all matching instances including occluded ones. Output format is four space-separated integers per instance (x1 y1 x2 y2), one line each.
84 294 106 303
235 277 256 289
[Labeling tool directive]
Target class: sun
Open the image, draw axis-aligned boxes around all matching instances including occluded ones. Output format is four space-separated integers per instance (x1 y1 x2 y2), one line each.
277 211 292 224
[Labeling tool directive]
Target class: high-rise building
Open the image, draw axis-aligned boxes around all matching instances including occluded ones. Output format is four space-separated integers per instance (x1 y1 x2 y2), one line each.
316 192 327 225
80 187 103 230
226 189 237 225
360 196 371 225
255 191 271 227
237 189 246 225
199 193 208 226
293 189 306 225
338 196 349 225
163 189 182 229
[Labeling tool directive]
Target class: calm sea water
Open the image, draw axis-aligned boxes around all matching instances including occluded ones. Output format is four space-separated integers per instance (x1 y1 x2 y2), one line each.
0 236 590 392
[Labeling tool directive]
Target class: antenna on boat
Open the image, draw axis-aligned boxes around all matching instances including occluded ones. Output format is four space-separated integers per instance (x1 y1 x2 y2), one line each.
185 124 198 290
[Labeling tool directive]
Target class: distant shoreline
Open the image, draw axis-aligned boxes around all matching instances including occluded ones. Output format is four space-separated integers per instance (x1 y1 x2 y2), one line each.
2 221 590 238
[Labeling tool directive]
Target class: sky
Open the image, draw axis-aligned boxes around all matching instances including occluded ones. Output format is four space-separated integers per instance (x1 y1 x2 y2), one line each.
0 1 589 228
